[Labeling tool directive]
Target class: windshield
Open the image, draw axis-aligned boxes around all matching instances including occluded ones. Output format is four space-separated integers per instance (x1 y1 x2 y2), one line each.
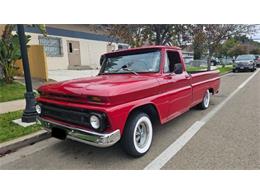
100 50 161 74
236 55 255 61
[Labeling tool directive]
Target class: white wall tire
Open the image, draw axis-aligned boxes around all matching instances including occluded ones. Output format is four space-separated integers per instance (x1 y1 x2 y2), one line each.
199 89 210 110
121 112 153 157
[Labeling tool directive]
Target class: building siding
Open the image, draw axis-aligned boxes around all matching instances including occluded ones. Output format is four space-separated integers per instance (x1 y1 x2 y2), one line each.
22 26 125 70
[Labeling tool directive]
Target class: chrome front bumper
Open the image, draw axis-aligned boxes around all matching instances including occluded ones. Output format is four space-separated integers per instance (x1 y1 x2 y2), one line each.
37 117 121 148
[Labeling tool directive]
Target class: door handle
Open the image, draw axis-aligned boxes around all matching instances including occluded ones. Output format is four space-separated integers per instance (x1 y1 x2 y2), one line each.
164 74 173 80
185 75 191 79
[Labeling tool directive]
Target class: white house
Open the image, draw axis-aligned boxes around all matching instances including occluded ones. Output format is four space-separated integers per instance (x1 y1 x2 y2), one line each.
24 24 128 70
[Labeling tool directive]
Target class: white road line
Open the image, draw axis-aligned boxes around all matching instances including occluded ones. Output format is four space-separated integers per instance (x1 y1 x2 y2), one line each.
144 121 205 170
144 69 259 170
201 69 259 123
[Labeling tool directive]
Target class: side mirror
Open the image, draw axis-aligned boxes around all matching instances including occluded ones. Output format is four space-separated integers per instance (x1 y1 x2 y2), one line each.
174 63 183 74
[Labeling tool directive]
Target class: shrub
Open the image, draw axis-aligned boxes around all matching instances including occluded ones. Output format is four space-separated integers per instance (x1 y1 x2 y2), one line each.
0 25 30 83
0 35 21 83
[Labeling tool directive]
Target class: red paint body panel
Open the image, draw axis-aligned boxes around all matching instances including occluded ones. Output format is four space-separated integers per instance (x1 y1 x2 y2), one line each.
37 46 220 135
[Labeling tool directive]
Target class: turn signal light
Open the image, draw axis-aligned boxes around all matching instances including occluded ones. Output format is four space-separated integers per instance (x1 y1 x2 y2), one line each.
88 96 103 103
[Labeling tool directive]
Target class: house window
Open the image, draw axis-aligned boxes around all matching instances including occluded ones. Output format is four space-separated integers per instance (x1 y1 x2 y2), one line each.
39 36 62 57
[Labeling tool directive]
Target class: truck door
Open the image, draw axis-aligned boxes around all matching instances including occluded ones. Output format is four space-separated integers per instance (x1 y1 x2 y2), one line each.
163 50 192 120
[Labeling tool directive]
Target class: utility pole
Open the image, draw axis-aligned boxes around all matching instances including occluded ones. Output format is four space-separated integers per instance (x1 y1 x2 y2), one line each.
17 24 37 122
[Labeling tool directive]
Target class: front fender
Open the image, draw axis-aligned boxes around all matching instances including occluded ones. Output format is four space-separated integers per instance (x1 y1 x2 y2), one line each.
106 98 161 135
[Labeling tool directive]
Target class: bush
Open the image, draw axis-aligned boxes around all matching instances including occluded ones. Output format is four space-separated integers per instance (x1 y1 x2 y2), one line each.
0 25 31 84
0 35 22 83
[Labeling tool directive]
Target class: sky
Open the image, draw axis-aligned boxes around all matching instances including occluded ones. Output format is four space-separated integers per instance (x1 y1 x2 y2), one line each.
251 25 260 42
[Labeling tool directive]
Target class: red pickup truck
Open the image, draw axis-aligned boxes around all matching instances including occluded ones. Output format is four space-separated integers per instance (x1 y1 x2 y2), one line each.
36 46 220 157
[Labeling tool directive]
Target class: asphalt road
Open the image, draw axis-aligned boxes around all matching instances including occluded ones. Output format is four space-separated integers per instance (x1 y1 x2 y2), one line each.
0 70 259 169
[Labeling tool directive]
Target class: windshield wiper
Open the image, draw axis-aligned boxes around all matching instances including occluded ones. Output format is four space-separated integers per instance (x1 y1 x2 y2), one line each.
121 67 139 75
114 63 139 75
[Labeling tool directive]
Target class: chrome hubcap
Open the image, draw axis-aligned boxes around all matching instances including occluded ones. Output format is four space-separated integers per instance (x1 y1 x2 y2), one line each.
135 122 148 149
204 91 210 107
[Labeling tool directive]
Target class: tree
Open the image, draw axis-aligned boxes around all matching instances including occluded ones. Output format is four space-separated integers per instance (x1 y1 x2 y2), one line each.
0 25 22 83
106 24 192 48
216 38 238 58
192 24 255 70
0 24 46 83
216 36 260 58
141 24 192 47
249 48 260 54
99 24 256 70
228 44 248 57
191 25 207 59
107 24 146 47
168 24 193 49
0 33 25 83
233 35 251 43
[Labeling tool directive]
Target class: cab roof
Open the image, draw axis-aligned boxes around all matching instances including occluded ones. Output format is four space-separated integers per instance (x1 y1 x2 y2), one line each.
103 45 181 56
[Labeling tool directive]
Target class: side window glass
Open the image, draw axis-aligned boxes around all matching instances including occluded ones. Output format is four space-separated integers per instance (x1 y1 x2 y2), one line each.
164 54 170 73
166 51 182 73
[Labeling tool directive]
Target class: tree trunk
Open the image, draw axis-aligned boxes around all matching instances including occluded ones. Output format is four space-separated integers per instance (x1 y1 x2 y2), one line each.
194 49 203 59
207 52 212 71
222 56 227 68
155 32 161 45
0 24 7 37
154 25 162 45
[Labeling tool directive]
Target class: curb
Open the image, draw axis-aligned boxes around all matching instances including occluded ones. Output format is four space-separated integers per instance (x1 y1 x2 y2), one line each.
0 130 51 156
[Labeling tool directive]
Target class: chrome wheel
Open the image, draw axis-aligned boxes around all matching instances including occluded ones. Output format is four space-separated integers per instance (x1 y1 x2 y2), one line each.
203 90 210 108
135 122 148 148
121 112 153 157
133 116 153 154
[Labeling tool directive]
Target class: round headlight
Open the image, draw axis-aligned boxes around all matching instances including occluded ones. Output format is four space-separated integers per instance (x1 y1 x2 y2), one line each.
35 104 41 114
90 115 100 129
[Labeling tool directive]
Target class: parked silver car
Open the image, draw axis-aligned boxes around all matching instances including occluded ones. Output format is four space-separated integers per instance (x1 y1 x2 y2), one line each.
233 54 256 72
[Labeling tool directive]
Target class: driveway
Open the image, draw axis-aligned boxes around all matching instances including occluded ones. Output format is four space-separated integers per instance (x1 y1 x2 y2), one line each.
48 69 99 82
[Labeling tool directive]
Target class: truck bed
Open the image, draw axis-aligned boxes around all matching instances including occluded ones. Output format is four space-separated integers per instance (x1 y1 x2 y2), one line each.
190 70 220 107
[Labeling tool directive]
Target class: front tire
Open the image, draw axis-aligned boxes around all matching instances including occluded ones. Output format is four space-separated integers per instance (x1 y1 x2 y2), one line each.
198 89 210 110
121 112 153 157
233 69 238 73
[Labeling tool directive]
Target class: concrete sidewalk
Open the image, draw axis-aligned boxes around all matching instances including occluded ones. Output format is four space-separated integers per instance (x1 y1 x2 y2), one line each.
0 99 25 114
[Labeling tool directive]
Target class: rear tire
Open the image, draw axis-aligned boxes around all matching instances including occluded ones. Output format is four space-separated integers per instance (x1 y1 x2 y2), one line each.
121 112 153 157
198 89 210 110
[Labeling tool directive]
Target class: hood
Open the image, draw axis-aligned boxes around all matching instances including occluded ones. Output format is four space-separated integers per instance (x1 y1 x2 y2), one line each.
235 60 253 63
38 74 160 105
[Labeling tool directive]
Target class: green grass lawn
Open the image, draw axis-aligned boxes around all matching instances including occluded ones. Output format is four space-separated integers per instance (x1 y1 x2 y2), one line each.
217 65 233 74
0 110 41 143
186 66 207 72
186 65 233 75
0 80 26 102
